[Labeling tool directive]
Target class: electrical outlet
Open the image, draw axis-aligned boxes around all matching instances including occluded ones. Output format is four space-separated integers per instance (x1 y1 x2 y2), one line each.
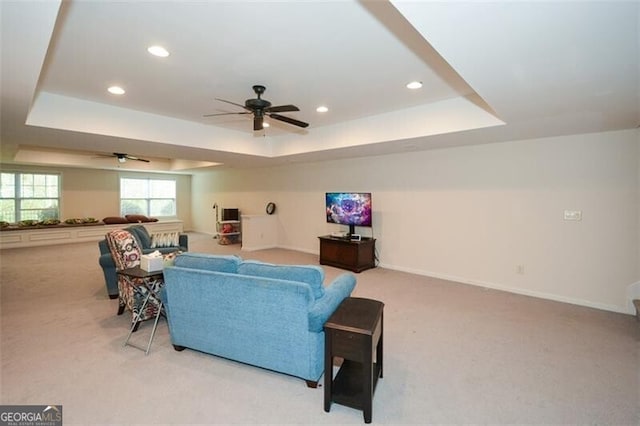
564 210 582 221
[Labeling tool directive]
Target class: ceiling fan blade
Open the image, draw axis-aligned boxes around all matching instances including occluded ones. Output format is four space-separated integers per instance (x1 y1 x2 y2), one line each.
203 112 251 117
266 104 300 113
215 98 249 110
268 113 309 128
254 115 264 131
126 155 150 163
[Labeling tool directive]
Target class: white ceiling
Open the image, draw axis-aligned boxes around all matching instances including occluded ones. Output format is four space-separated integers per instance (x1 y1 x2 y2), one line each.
1 0 638 173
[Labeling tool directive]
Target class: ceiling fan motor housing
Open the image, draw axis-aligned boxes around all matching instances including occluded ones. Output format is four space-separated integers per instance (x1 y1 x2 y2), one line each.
246 84 270 111
245 98 271 110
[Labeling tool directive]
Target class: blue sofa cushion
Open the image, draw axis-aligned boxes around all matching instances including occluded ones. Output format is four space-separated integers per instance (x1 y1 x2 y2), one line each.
174 252 241 273
238 260 325 299
127 225 151 249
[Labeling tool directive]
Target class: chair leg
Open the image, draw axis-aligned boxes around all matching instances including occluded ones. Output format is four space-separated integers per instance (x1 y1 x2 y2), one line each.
117 300 125 315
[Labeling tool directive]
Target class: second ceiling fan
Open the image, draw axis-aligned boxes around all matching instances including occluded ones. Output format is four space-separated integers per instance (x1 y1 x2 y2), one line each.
96 152 150 163
204 85 309 131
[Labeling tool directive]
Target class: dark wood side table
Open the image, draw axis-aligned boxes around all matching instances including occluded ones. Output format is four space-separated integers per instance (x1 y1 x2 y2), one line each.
324 297 384 423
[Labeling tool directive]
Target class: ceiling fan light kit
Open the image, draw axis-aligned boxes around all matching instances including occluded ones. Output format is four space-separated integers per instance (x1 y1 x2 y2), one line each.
204 85 309 132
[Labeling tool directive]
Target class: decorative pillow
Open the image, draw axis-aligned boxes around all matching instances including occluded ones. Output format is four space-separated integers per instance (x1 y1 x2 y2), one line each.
125 214 152 223
105 229 142 270
102 216 129 224
150 232 180 248
174 253 241 273
238 260 325 299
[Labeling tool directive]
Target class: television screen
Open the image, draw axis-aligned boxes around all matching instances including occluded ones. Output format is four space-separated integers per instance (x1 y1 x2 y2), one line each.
221 208 239 221
326 192 372 229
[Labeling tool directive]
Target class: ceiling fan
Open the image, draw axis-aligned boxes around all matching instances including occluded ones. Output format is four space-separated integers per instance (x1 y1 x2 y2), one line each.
99 152 150 163
204 85 309 131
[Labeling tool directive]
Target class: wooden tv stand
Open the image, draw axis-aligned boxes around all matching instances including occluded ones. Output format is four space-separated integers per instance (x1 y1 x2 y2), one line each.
318 235 376 273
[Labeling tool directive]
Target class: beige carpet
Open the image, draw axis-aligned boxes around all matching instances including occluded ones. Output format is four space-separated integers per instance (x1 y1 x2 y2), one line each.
1 232 638 425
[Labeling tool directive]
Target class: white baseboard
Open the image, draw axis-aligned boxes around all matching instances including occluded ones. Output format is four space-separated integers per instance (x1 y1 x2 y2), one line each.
626 281 640 314
378 261 632 315
189 234 636 316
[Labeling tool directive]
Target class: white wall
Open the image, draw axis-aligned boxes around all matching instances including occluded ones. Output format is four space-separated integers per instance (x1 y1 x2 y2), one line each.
191 129 639 314
631 129 640 307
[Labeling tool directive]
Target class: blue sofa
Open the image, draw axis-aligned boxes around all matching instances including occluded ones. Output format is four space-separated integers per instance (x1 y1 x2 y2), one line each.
162 253 356 387
98 225 188 298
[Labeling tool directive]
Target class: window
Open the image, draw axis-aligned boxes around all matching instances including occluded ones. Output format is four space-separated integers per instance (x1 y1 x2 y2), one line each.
120 178 176 217
0 172 60 223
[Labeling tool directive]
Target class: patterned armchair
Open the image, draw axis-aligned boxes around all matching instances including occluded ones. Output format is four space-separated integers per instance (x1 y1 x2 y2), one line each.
105 229 164 331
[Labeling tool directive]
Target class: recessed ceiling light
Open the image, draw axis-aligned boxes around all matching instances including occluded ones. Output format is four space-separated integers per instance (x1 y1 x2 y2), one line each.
263 122 270 128
406 81 423 89
147 45 169 57
107 86 125 95
316 106 328 113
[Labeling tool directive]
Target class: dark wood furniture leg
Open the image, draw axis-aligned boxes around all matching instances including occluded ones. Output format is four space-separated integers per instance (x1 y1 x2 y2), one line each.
324 334 333 412
378 310 383 378
363 339 373 423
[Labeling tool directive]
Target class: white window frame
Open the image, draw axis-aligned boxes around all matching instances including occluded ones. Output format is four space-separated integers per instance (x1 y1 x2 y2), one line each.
120 177 177 218
0 171 61 223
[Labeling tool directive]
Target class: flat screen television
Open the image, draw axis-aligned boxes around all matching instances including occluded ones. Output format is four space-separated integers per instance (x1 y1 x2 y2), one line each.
326 192 372 236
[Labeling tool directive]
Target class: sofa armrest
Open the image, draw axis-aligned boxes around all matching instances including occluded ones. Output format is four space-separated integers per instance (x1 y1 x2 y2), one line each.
308 273 356 332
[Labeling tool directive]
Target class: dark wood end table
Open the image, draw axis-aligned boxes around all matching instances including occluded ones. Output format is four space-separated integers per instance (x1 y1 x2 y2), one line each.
324 297 384 423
